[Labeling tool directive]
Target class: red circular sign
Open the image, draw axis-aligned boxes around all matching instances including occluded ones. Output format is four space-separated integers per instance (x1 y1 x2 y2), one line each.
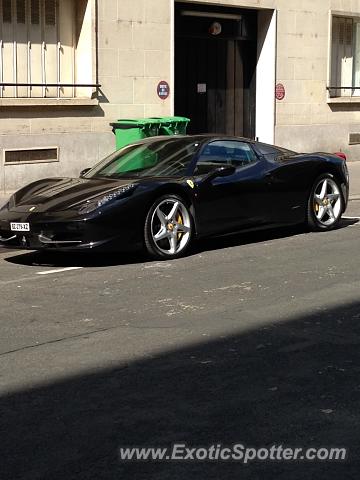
275 83 285 101
157 81 170 100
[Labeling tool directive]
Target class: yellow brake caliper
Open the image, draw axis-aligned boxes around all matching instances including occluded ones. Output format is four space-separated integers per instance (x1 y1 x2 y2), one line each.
177 213 183 240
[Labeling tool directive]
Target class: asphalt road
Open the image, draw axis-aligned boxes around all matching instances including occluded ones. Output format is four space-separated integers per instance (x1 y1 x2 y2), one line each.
1 202 360 479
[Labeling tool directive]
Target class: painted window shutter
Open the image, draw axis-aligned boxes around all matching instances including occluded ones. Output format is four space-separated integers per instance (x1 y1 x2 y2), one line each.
0 0 75 98
331 16 354 97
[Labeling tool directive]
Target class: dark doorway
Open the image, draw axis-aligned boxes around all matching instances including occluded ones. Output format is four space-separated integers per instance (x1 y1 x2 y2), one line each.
175 3 257 138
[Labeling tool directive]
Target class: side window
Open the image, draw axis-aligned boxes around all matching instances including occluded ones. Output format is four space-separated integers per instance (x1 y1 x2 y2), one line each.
195 140 258 175
254 143 280 156
254 142 295 161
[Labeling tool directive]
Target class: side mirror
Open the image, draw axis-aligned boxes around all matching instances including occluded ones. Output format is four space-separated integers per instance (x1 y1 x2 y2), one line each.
80 168 91 178
206 165 236 181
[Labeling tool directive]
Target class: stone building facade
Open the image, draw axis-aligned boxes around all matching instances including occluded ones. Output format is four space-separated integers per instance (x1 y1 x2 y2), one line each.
0 0 360 192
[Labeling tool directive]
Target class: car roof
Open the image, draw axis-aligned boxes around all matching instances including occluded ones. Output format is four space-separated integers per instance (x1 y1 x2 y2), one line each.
133 134 255 145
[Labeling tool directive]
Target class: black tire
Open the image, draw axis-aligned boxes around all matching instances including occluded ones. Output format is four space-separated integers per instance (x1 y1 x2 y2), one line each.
307 173 343 231
144 194 194 259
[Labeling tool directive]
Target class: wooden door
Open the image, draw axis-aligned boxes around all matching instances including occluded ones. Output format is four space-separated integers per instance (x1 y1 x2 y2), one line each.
175 36 253 137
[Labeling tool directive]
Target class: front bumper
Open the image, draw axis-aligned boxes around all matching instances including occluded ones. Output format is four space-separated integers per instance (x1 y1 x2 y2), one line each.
0 208 142 252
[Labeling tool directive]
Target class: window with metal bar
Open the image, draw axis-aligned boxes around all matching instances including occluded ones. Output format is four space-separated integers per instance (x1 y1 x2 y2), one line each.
329 15 360 98
0 0 95 99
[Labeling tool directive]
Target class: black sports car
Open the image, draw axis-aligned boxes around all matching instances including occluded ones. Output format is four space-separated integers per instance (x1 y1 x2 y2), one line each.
0 135 349 259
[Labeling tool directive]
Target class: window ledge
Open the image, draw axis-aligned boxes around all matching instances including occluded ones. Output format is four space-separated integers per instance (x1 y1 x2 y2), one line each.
0 98 99 107
327 96 360 104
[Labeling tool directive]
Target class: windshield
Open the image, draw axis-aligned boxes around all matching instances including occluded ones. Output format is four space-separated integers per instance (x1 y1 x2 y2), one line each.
84 138 200 179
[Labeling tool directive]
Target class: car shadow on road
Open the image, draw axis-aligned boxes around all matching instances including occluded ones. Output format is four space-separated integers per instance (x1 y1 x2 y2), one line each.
4 218 358 269
194 218 358 254
1 300 360 479
3 249 147 268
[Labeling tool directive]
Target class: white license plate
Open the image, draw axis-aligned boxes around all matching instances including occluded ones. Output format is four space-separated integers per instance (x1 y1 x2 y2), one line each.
10 222 30 232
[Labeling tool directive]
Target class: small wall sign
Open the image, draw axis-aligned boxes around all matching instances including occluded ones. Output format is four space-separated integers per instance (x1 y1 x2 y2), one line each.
197 83 207 94
275 83 286 101
209 21 222 36
157 81 170 100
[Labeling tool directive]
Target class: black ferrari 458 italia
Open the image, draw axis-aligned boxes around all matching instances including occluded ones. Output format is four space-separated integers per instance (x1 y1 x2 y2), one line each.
0 135 349 259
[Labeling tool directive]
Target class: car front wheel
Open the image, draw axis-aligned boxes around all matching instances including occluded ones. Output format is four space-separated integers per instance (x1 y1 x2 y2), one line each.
144 194 193 259
307 174 343 231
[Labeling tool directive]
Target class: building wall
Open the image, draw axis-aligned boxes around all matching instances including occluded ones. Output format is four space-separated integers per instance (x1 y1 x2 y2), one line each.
0 0 174 193
275 0 360 156
190 0 360 155
1 0 360 193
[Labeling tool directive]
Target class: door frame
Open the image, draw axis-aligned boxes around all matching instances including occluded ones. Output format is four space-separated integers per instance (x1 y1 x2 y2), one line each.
173 2 277 144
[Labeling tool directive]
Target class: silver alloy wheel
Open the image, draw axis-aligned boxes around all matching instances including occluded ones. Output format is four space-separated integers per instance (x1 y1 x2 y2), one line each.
313 177 342 227
151 198 191 255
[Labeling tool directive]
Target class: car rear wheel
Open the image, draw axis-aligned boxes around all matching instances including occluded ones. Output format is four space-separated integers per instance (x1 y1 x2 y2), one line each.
144 195 193 259
307 174 343 231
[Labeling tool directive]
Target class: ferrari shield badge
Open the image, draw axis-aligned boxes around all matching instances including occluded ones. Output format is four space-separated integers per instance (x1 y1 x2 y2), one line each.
186 180 195 189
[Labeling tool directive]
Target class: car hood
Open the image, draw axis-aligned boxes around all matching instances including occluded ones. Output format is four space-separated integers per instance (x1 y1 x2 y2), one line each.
10 177 137 213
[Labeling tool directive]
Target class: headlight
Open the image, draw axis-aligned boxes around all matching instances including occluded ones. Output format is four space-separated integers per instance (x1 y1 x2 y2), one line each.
78 184 136 214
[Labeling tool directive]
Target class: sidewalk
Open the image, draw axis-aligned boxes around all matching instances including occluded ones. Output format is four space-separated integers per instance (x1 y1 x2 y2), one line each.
0 163 359 208
348 162 360 200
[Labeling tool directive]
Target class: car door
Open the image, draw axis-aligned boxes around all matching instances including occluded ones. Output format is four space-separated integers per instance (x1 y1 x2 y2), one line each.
192 140 272 236
253 142 310 225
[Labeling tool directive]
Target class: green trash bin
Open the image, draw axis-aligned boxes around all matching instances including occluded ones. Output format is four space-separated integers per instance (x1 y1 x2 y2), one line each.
149 116 190 136
110 118 162 150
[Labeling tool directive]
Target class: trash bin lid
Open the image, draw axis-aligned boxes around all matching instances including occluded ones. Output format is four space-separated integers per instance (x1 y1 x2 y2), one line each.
148 116 190 125
117 118 162 127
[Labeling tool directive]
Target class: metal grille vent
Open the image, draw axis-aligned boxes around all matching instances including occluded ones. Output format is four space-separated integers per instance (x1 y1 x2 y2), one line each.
5 148 58 164
349 133 360 145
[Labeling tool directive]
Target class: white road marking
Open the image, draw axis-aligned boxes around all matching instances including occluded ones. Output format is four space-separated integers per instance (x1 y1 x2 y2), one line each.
342 216 360 220
0 276 42 285
144 262 172 269
37 267 83 275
